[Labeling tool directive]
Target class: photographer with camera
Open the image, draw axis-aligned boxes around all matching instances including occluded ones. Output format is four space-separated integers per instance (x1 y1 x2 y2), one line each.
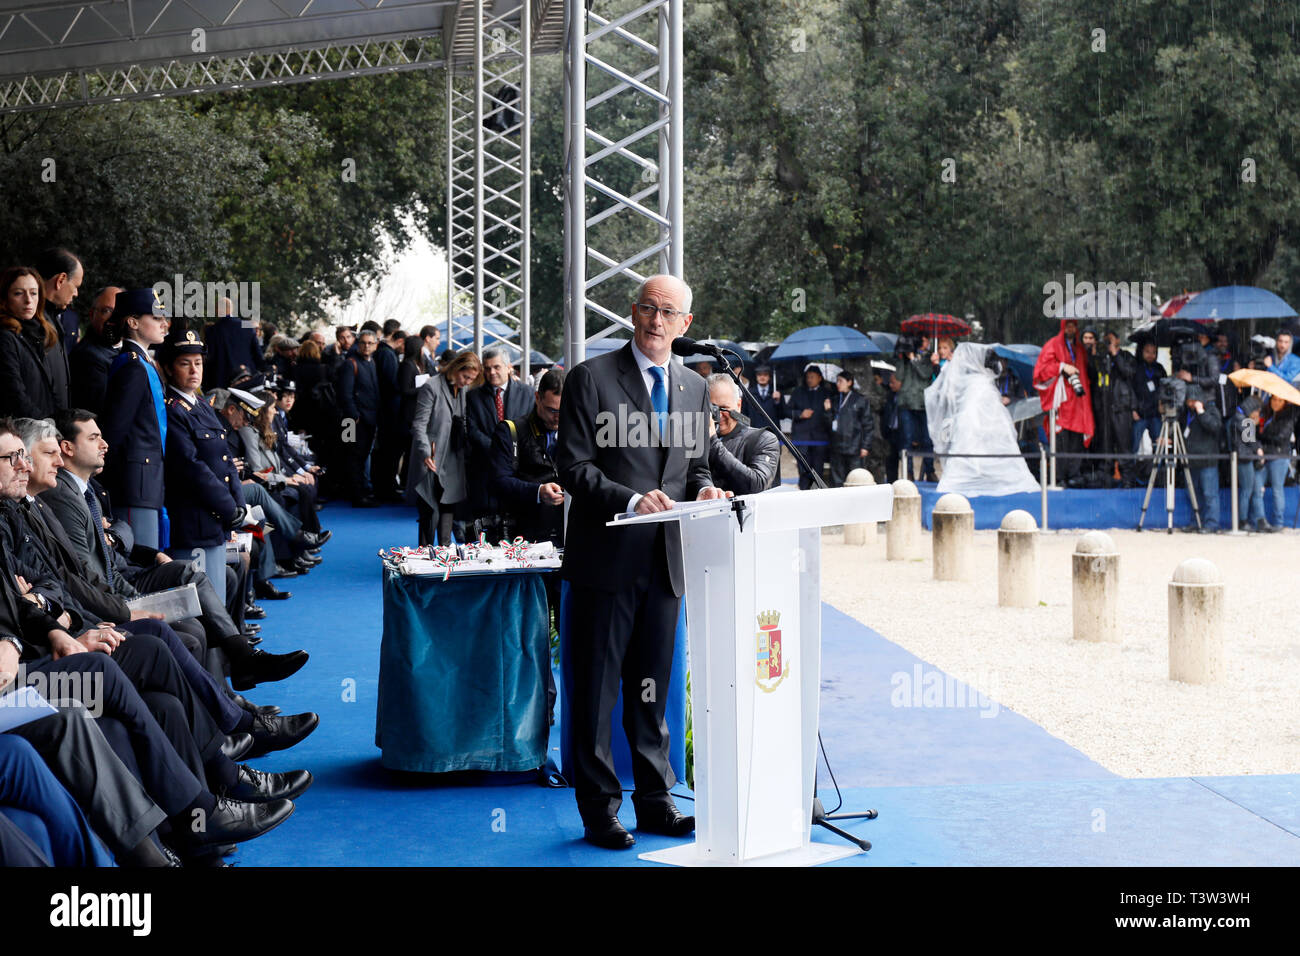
824 370 874 487
1032 319 1094 487
889 335 937 481
1179 384 1223 533
1172 336 1219 411
1089 330 1138 487
706 373 781 495
1256 395 1297 528
1229 395 1273 532
1129 339 1167 481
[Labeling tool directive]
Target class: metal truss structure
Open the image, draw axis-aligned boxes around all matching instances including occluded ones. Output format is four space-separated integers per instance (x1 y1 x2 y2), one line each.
0 1 453 113
0 1 683 374
563 0 683 367
444 1 531 370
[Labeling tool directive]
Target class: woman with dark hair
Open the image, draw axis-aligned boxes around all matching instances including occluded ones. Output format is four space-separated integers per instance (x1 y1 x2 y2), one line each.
240 400 322 536
98 288 170 549
0 266 62 418
407 350 482 545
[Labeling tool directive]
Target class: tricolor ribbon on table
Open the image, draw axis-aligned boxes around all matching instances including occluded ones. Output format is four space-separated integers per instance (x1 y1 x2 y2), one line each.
499 537 529 562
430 546 460 581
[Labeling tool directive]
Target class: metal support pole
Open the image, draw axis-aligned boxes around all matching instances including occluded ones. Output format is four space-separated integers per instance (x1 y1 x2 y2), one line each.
445 64 454 346
564 0 586 368
666 0 684 276
472 0 485 357
1230 449 1239 533
1040 446 1049 531
520 4 532 380
1049 407 1057 488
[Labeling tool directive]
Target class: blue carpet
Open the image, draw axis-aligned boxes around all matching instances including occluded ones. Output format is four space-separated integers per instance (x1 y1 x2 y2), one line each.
231 504 1300 866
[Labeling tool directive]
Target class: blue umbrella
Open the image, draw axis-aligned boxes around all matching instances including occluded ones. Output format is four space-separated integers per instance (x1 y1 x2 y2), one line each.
993 344 1041 392
770 325 882 361
1176 286 1298 321
867 331 898 353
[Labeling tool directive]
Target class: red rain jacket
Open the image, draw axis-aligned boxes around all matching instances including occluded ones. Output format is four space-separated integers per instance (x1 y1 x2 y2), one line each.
1033 320 1095 443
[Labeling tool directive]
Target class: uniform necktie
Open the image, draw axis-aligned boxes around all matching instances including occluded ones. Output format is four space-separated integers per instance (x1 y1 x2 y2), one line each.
495 387 505 422
545 430 555 456
649 366 668 437
84 487 113 586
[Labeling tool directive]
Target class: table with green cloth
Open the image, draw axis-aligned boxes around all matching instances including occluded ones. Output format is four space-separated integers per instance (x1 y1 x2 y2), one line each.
375 566 551 773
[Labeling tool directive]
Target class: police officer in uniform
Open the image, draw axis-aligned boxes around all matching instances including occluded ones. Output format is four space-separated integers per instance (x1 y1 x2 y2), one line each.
160 329 311 691
99 288 169 549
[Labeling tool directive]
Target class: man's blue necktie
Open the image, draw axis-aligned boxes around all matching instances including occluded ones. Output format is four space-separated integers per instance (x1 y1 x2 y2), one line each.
649 366 668 438
83 487 113 586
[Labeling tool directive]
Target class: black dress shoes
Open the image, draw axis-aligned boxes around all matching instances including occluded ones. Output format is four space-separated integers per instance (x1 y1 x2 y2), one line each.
220 732 254 762
254 580 291 601
230 693 280 718
271 564 301 579
246 636 263 647
230 648 309 691
583 816 636 849
187 796 294 847
246 710 320 758
225 765 313 802
294 529 331 548
635 803 695 837
244 602 267 619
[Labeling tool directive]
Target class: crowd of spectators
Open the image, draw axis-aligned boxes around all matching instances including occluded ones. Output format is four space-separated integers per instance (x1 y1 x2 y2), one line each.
0 250 327 867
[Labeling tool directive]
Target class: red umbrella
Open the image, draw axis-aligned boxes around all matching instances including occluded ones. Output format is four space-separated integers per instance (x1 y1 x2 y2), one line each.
901 313 971 337
1160 291 1199 317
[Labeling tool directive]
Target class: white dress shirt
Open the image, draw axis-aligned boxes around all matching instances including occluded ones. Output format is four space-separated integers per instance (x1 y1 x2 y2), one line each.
624 340 673 514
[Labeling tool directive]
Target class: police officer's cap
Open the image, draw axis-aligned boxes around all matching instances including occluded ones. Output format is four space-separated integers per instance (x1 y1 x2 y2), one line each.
157 327 205 366
109 287 169 325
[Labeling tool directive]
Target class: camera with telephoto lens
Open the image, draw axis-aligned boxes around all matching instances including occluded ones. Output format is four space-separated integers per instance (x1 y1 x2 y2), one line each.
1065 370 1085 396
1157 376 1186 417
1249 339 1270 370
895 334 921 358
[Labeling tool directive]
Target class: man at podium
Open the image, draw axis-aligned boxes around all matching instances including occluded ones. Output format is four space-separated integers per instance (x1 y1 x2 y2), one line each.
555 274 725 850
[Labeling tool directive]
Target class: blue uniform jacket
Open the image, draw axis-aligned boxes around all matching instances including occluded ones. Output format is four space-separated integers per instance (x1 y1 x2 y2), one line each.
99 340 166 511
164 389 246 549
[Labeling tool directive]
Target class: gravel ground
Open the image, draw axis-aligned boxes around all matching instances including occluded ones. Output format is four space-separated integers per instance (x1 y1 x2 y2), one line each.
820 525 1300 778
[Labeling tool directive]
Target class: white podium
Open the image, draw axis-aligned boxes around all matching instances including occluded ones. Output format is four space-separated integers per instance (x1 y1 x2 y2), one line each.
608 484 894 866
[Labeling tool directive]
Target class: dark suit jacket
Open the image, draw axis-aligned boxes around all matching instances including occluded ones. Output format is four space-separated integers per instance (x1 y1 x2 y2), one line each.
68 334 117 414
40 469 136 602
466 379 534 512
554 344 713 597
202 316 264 390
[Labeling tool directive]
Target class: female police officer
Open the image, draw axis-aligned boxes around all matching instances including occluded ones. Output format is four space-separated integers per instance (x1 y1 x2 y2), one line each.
99 288 170 549
159 327 249 605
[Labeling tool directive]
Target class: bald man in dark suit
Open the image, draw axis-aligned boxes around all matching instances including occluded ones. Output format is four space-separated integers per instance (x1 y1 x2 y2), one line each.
555 274 725 850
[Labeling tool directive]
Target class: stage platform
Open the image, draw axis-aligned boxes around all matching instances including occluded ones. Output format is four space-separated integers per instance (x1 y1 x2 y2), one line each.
232 505 1300 867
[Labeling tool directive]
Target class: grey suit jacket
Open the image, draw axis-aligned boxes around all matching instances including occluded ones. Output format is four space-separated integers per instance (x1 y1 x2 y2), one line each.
40 468 135 600
405 371 468 508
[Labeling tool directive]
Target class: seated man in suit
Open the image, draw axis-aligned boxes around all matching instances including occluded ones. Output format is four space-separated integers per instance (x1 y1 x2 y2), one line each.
554 274 726 849
41 409 311 716
466 346 534 538
488 368 565 547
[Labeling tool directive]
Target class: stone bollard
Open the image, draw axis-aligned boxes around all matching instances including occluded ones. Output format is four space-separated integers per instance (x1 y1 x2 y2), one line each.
1072 531 1118 642
997 510 1039 608
931 493 974 581
886 479 922 561
843 468 876 546
1168 559 1224 684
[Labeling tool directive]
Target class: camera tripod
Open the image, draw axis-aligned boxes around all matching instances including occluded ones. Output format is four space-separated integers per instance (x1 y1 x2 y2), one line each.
1137 414 1202 533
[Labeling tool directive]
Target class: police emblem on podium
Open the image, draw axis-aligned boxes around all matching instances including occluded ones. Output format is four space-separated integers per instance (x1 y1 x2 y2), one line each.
756 609 789 693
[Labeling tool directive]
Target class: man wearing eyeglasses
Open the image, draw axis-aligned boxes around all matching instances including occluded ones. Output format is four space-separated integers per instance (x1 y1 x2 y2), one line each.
68 286 123 416
555 274 725 850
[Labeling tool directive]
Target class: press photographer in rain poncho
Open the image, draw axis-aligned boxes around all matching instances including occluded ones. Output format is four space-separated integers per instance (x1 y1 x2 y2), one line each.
924 343 1040 496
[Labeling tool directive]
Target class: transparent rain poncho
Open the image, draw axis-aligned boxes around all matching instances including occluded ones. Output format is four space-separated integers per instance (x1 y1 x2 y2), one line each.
924 343 1041 496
